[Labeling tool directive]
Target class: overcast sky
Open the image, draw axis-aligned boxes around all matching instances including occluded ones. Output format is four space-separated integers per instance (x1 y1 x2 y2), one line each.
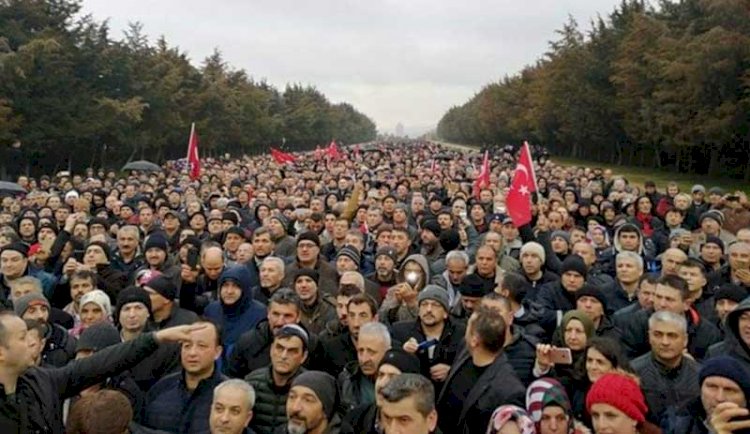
81 0 625 136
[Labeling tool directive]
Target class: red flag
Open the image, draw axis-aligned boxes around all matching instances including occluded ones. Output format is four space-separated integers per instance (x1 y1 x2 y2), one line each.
327 140 341 160
506 142 537 227
271 148 296 164
472 151 490 198
186 123 200 180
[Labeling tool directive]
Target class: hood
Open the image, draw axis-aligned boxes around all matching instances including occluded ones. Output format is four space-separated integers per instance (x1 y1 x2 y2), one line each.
612 223 644 255
726 297 750 351
398 254 430 288
218 265 253 314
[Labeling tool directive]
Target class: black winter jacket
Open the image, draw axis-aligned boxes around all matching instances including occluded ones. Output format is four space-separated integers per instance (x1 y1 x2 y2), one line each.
436 350 525 434
390 318 466 381
631 352 701 424
0 333 159 434
245 366 305 434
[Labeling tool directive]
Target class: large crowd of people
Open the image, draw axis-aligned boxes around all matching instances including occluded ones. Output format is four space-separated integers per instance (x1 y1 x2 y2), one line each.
1 140 750 434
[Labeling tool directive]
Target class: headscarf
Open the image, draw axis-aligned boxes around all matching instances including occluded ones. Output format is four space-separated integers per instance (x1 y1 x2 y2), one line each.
526 377 575 433
486 405 536 434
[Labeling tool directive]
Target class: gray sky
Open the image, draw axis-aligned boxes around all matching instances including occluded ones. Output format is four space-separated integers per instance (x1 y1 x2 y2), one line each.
81 0 624 136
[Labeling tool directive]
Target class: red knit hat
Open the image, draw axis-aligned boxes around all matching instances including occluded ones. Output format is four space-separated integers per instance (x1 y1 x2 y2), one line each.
586 373 647 423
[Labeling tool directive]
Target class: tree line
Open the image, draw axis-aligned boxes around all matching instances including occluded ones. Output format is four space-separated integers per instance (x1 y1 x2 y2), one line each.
437 0 750 180
0 0 377 176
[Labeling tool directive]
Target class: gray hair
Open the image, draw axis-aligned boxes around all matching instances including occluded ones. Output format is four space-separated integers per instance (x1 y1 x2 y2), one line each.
616 251 643 270
358 322 392 348
648 310 687 334
262 256 285 274
380 374 435 417
118 225 140 240
340 271 365 291
9 276 43 298
213 379 256 409
446 250 470 266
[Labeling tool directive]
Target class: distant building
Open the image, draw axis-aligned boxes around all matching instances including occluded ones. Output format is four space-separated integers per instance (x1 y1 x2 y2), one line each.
395 122 405 137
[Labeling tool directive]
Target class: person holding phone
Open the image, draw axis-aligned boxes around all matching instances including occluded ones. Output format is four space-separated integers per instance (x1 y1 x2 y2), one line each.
378 254 430 326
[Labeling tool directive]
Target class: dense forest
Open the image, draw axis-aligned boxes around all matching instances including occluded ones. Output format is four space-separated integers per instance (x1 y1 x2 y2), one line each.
437 0 750 179
0 0 377 175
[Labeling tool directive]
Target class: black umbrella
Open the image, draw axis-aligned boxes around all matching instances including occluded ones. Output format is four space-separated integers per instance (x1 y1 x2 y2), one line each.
0 181 25 196
122 160 162 172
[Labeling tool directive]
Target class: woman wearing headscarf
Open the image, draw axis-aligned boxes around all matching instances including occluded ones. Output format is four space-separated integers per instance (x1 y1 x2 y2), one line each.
487 405 536 434
526 377 590 434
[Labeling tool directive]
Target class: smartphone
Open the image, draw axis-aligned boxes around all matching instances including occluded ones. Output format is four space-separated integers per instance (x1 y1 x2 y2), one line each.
417 339 439 351
187 248 200 269
405 271 420 286
549 347 573 365
73 249 85 262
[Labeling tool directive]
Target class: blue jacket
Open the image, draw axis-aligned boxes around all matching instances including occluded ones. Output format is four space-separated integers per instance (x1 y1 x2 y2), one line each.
143 366 227 434
204 265 267 363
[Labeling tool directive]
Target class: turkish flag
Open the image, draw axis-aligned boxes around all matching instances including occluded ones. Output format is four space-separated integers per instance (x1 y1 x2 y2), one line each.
271 148 296 164
327 140 341 160
506 141 537 227
472 151 490 198
186 123 200 180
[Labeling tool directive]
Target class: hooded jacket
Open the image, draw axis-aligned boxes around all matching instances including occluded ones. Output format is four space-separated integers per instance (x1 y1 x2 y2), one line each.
378 254 430 325
596 224 656 277
204 265 267 362
706 297 750 370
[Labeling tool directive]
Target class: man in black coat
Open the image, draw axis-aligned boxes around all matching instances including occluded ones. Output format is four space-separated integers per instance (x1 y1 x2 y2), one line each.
436 305 525 434
0 311 204 434
228 289 305 378
537 255 588 333
391 286 465 387
621 275 720 361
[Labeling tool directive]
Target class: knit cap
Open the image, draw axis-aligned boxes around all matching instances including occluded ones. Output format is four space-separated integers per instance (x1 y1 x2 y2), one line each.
336 245 361 267
14 293 50 317
560 255 587 277
76 323 121 353
378 349 422 375
145 275 178 301
79 289 112 317
520 242 545 264
714 284 748 304
700 356 750 400
291 371 338 420
417 285 450 312
586 373 647 423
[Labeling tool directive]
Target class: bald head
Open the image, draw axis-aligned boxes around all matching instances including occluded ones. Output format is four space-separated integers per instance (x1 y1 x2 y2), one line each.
202 246 225 280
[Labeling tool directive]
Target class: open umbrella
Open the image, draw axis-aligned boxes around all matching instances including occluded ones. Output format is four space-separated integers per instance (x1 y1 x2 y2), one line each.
0 181 26 196
122 160 162 172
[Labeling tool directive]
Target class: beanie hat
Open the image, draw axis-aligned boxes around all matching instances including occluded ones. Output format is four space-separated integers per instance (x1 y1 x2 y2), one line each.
291 371 338 420
575 284 608 310
487 405 536 434
144 234 169 253
224 226 245 240
708 187 725 196
692 184 706 194
375 246 397 263
700 356 750 400
115 286 153 321
550 231 571 245
181 236 202 251
294 269 320 285
276 324 310 351
297 231 321 247
76 323 121 353
586 373 647 424
561 310 595 340
86 241 112 261
421 219 441 238
417 285 450 312
79 289 112 317
270 214 289 233
526 377 571 424
457 274 494 298
439 229 461 252
699 210 725 227
703 235 725 253
561 255 587 277
38 221 60 235
14 293 50 316
379 349 422 374
145 275 178 301
714 284 748 304
520 242 545 264
337 245 361 267
221 211 239 225
2 242 29 258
